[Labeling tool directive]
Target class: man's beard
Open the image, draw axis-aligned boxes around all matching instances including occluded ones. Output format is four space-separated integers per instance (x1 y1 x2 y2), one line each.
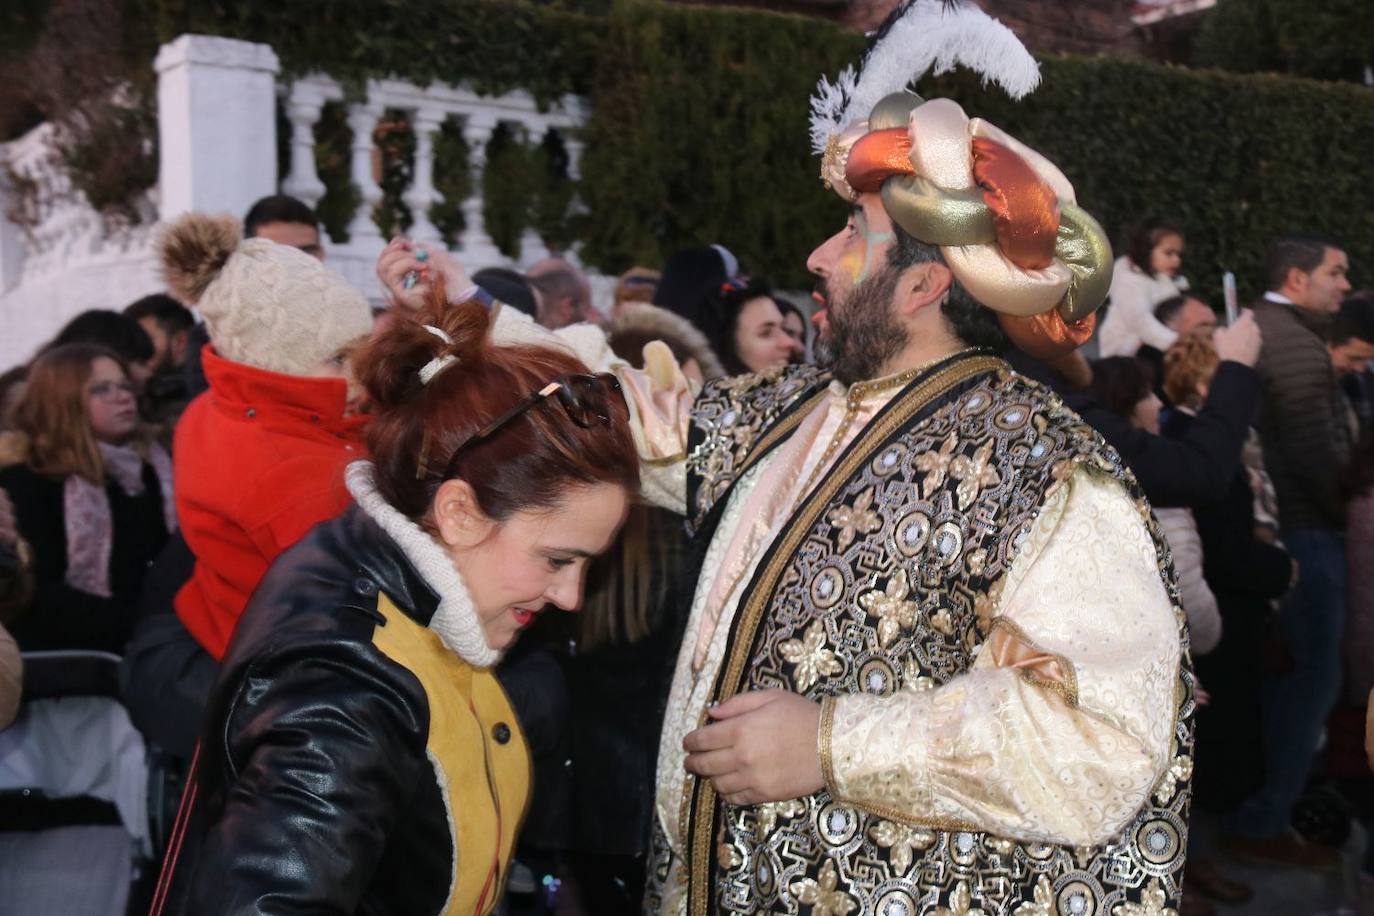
815 264 910 386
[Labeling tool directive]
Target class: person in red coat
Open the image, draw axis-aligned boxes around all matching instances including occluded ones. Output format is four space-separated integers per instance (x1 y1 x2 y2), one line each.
160 213 373 659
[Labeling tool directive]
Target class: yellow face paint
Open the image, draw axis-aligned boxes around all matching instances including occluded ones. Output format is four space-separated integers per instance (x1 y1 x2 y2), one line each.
843 209 894 286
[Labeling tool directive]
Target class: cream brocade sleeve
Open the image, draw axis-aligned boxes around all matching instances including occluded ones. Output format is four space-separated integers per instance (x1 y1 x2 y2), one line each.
822 468 1181 848
489 305 691 514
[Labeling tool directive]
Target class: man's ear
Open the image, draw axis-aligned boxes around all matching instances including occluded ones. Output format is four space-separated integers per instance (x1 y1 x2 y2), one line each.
1284 266 1309 298
432 478 496 549
895 261 952 319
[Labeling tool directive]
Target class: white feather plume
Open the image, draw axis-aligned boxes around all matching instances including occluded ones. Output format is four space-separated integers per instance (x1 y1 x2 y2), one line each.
809 0 1040 154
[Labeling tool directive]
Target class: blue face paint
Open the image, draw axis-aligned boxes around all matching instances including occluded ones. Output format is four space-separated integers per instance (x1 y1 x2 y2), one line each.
858 224 895 285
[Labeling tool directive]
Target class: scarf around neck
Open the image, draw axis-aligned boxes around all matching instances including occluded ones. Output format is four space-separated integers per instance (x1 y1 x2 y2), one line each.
63 440 176 598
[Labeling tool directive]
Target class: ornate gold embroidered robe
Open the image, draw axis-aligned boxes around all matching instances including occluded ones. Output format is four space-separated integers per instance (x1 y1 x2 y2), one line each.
639 352 1194 916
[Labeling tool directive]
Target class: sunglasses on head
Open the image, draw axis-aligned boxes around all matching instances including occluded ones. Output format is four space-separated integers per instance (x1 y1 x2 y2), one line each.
442 373 622 476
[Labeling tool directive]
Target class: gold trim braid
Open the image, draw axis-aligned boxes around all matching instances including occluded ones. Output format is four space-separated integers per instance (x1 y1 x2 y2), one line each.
818 695 838 795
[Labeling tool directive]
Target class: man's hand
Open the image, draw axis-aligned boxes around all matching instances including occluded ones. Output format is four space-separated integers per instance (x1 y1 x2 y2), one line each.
1214 310 1262 367
375 238 473 311
683 689 824 806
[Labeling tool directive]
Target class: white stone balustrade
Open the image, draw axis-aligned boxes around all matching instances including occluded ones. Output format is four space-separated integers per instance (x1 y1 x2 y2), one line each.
1 34 596 369
279 74 589 281
344 102 386 252
280 86 329 207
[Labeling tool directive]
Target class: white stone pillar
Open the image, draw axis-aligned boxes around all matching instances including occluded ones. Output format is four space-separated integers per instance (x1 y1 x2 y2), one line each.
280 85 327 208
458 116 504 268
155 35 280 221
402 109 444 243
346 104 384 246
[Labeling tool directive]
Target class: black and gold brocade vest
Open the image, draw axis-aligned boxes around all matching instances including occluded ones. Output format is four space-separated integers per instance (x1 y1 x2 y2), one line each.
664 352 1195 916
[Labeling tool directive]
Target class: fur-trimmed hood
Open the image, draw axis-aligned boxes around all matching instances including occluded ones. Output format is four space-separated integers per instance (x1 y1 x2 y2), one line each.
607 303 727 380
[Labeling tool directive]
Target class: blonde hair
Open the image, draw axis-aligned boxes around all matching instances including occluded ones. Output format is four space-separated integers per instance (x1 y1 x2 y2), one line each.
1162 334 1220 410
12 344 136 483
613 266 660 309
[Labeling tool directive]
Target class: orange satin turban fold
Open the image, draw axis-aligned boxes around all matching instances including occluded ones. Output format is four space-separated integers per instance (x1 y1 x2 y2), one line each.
970 137 1059 271
844 128 915 194
998 310 1097 360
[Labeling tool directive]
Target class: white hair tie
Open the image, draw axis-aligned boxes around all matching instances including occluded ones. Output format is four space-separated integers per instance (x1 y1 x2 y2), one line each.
419 324 459 385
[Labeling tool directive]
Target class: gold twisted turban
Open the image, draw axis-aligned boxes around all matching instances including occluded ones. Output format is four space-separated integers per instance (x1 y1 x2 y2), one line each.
821 91 1111 359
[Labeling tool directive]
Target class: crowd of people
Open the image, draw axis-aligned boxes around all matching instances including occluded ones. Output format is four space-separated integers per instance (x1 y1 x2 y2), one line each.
0 11 1371 914
1 184 1369 913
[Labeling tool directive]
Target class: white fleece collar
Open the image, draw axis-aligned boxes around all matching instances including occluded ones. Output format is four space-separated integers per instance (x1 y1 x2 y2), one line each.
345 461 500 668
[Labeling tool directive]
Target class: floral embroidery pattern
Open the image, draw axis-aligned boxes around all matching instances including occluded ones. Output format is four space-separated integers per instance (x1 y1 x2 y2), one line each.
789 860 857 916
859 570 920 647
950 440 1002 509
915 432 958 497
1011 876 1054 916
1112 880 1178 916
933 882 987 916
757 799 805 837
827 487 882 551
869 820 936 874
778 620 843 691
1154 755 1192 805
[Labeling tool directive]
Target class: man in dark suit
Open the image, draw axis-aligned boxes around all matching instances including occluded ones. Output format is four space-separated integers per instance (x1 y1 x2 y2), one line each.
1230 233 1353 867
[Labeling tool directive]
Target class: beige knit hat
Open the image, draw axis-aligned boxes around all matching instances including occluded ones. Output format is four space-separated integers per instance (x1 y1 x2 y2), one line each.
158 213 372 377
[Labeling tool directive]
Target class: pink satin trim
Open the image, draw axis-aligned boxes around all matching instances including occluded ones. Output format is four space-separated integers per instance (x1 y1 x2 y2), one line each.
988 625 1068 686
619 368 691 461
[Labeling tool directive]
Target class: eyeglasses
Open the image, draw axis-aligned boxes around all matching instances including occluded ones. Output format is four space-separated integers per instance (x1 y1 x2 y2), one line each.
442 373 622 477
88 380 137 400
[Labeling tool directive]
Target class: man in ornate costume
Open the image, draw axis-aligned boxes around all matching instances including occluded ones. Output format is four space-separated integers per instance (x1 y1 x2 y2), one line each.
375 5 1193 912
630 2 1194 913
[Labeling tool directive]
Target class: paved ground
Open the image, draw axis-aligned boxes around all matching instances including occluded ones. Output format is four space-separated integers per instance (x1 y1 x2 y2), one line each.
1194 817 1368 916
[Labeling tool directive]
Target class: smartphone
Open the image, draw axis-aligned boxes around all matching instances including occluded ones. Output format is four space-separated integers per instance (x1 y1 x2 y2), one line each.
1223 271 1238 325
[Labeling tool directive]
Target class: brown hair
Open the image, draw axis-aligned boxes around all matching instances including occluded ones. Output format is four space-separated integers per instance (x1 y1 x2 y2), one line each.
1088 356 1155 420
354 286 640 523
1162 334 1220 410
12 343 131 483
578 505 677 649
1123 215 1184 278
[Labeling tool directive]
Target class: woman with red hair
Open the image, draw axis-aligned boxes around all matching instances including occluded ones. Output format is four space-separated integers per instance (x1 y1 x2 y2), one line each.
151 288 640 916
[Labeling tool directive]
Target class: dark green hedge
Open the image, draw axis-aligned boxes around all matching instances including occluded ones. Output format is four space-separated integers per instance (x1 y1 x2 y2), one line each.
1193 0 1374 85
916 57 1374 307
6 0 1373 301
150 0 599 104
578 2 1374 296
578 1 862 286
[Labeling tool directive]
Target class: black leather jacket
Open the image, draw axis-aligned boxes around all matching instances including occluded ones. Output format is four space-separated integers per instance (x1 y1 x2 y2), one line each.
154 505 482 915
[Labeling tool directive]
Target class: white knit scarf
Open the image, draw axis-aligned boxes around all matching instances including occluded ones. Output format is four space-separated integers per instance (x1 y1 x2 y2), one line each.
63 441 177 598
345 461 499 668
